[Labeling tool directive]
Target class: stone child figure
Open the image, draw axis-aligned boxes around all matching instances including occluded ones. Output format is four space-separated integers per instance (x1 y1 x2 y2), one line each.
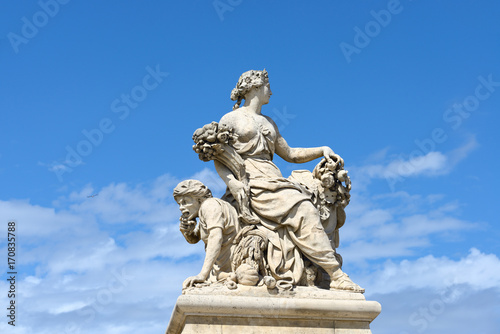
211 69 363 292
173 180 240 289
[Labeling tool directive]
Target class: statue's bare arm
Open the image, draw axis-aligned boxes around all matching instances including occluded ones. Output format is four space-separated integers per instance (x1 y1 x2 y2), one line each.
214 160 236 186
214 160 248 198
275 135 327 163
269 117 337 164
183 227 223 288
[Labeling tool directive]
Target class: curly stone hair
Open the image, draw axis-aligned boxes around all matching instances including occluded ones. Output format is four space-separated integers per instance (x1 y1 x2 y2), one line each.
173 180 212 202
230 69 269 110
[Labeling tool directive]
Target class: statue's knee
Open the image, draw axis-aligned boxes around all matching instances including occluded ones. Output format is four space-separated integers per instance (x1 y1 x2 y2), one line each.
298 201 320 218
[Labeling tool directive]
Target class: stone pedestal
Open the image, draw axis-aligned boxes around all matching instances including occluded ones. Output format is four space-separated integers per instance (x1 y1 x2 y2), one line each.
166 285 381 334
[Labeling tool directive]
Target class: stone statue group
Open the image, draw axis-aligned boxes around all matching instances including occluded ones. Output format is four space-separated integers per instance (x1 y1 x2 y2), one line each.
174 70 364 293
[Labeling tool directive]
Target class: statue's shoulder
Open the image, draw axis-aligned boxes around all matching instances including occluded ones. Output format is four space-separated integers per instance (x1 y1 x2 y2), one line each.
200 197 221 210
200 197 234 211
219 110 242 125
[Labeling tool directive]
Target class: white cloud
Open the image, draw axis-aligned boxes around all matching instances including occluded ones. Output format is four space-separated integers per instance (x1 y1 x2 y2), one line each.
364 247 500 334
190 167 227 196
59 171 221 226
66 181 178 225
0 258 202 334
0 170 217 331
49 301 90 315
446 135 479 166
350 136 478 191
339 190 476 264
0 165 495 334
389 151 448 177
353 151 448 185
0 199 92 238
38 161 73 173
362 248 500 295
370 287 500 334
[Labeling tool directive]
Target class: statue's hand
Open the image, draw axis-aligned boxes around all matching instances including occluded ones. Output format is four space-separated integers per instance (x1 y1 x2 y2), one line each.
182 274 206 289
179 218 196 234
228 178 249 198
228 178 260 225
323 146 344 167
323 146 335 159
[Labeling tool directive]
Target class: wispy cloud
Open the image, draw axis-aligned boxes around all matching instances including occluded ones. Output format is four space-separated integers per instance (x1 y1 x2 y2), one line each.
351 136 478 191
370 286 500 334
365 249 500 333
0 166 493 333
0 170 216 334
340 190 477 264
363 248 500 295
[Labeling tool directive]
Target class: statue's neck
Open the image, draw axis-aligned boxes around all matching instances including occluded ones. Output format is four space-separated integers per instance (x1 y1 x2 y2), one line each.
243 97 263 114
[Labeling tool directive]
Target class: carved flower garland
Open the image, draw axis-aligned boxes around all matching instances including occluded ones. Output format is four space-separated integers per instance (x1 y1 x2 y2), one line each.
192 122 235 162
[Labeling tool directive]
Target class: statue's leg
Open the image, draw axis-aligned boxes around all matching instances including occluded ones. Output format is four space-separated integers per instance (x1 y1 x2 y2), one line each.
285 201 364 293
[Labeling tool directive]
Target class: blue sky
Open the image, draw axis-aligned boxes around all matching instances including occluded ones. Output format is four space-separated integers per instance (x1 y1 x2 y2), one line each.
1 1 499 333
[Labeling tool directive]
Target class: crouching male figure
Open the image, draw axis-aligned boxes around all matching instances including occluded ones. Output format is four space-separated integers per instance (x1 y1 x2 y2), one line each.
173 179 240 289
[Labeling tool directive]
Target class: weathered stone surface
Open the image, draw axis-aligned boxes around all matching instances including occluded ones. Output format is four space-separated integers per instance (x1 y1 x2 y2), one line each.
166 285 381 334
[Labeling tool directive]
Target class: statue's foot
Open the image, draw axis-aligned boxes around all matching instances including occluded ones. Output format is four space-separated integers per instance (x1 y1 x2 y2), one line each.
330 270 365 293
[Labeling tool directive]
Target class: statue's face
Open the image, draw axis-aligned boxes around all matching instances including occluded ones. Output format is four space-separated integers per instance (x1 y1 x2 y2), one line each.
177 195 202 220
249 82 272 105
261 82 272 105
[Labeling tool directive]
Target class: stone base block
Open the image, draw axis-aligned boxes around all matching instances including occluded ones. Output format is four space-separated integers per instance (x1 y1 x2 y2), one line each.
166 286 381 333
